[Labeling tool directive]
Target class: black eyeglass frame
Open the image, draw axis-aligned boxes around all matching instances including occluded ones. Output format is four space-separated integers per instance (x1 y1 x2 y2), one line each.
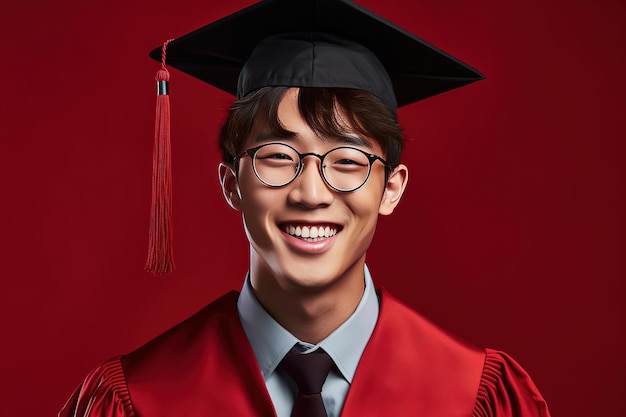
234 142 392 192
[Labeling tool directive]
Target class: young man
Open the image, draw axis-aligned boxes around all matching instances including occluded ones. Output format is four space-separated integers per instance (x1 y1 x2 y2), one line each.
60 1 551 416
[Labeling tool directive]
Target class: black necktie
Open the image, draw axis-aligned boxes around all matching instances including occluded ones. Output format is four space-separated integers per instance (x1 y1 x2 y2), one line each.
280 348 334 417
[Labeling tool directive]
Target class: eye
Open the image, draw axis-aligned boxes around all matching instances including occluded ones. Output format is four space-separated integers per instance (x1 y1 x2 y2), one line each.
260 152 294 161
256 150 297 162
334 158 364 166
326 147 370 168
254 144 298 163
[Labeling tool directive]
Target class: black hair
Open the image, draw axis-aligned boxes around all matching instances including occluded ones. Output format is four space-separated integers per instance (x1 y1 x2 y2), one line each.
219 87 404 168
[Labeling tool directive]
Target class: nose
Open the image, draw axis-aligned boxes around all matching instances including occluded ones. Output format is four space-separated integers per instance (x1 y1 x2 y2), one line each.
287 156 334 208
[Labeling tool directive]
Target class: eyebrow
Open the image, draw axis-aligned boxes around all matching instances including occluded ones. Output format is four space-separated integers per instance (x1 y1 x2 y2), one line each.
253 131 295 143
252 131 374 149
336 134 373 149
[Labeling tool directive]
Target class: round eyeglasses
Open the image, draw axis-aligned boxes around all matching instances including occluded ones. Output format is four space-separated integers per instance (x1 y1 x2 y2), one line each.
235 142 391 192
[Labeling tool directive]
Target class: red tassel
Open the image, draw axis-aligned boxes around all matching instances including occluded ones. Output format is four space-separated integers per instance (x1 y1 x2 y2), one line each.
146 39 175 274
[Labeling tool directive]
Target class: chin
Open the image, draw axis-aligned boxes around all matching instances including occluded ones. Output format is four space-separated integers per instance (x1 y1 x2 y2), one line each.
275 256 360 293
280 268 339 291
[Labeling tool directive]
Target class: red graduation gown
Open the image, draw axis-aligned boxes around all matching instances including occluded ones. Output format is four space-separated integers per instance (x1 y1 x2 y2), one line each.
59 290 550 417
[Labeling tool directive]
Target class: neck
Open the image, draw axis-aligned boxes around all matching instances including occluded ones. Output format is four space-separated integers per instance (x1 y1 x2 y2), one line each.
249 257 366 344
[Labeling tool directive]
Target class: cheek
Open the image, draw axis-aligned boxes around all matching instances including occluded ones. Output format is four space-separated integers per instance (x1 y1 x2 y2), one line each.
239 194 274 251
237 175 287 239
240 179 284 212
237 163 269 206
351 178 385 213
345 188 384 231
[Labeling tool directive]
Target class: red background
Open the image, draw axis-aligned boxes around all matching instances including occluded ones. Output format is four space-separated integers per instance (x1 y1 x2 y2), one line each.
1 0 624 415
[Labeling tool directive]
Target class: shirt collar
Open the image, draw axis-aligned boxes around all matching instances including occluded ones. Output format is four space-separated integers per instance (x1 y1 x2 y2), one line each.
237 265 379 383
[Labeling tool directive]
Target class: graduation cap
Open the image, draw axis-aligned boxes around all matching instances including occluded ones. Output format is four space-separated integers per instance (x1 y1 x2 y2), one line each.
149 0 483 108
145 0 484 274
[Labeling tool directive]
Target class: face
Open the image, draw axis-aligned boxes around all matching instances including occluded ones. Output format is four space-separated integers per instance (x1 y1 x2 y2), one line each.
220 88 408 297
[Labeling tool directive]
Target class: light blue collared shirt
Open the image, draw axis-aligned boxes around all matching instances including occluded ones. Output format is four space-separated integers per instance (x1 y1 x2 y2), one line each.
237 265 379 417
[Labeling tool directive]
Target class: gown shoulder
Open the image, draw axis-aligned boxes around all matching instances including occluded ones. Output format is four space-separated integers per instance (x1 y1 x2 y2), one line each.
473 349 551 417
58 356 135 417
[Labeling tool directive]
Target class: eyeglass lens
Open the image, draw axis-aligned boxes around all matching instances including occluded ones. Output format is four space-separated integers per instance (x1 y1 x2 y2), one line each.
252 143 373 191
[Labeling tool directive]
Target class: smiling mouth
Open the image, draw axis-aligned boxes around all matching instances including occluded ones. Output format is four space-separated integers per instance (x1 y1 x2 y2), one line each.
282 224 339 240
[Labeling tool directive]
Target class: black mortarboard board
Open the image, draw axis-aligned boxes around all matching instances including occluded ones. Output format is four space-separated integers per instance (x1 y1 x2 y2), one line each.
145 0 484 274
149 0 484 109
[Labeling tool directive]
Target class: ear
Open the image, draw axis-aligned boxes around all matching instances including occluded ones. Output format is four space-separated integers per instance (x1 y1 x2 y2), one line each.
379 163 408 216
218 163 242 211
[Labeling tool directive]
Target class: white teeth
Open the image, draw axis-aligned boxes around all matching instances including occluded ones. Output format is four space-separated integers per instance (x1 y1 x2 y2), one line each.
284 224 338 239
